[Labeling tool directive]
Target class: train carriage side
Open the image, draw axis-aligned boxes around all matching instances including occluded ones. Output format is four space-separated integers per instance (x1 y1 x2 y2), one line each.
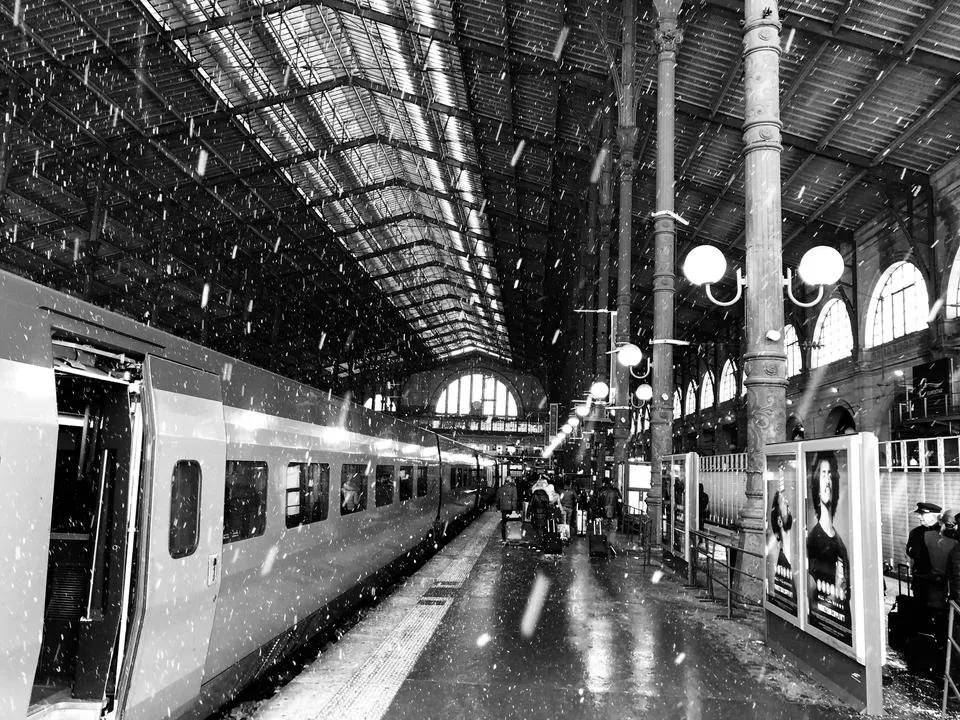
0 270 487 720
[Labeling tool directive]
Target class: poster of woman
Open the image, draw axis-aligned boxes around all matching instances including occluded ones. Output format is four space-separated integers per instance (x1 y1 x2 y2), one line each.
804 449 852 646
765 453 800 619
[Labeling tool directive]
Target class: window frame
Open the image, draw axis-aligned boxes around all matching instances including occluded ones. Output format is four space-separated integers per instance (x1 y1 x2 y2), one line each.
223 459 269 544
340 464 369 515
865 261 929 348
285 462 330 528
718 360 738 403
434 373 519 417
416 465 429 498
398 465 414 502
375 464 396 507
811 298 854 368
700 371 715 409
170 460 202 559
783 324 802 378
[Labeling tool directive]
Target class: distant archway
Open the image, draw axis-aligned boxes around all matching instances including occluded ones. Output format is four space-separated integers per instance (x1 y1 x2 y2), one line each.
825 405 857 435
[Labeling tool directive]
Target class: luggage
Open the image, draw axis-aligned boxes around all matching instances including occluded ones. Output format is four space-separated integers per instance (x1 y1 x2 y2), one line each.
888 563 915 652
540 519 563 554
504 511 526 545
904 631 945 677
558 523 570 542
576 509 587 536
588 518 608 558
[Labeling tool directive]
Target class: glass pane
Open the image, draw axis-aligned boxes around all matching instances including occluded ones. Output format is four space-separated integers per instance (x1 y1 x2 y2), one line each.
436 390 447 414
341 464 368 515
285 464 301 528
447 382 457 414
944 439 960 469
375 465 395 507
416 466 429 497
399 466 414 501
507 394 517 417
471 374 483 403
495 382 507 416
224 460 268 543
484 376 495 402
170 460 201 559
458 378 470 414
303 463 330 523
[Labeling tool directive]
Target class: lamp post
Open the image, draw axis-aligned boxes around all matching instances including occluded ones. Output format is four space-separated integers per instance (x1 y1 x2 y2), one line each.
682 241 844 590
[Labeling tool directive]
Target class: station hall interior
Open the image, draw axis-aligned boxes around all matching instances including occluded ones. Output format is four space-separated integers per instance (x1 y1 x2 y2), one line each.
4 0 960 718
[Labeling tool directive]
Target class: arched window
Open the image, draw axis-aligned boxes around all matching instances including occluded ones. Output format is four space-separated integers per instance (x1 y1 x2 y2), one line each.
363 393 396 412
718 360 737 402
811 299 854 368
435 373 518 416
674 389 682 418
700 372 715 409
685 381 697 416
865 261 928 347
784 324 801 378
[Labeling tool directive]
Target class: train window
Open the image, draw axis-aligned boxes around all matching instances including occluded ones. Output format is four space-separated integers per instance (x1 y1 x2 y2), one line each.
416 466 428 497
398 466 414 502
286 463 330 528
375 465 395 507
451 467 472 491
223 460 268 543
341 464 368 515
170 460 201 559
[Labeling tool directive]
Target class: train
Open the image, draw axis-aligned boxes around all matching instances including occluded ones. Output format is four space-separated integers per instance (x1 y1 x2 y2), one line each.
0 269 494 720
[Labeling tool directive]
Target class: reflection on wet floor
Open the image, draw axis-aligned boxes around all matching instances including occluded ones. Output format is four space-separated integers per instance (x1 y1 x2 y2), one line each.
386 532 860 720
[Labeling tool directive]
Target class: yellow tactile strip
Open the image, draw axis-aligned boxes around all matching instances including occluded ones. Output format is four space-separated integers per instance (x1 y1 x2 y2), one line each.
253 513 497 720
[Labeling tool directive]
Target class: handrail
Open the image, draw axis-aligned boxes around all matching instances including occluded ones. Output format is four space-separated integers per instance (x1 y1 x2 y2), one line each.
688 528 764 619
944 599 960 718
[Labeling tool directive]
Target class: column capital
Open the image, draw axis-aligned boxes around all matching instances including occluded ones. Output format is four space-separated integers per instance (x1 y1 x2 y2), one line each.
654 22 683 55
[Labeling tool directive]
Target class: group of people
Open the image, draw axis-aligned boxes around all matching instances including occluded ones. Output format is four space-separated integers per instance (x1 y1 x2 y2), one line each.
495 472 623 553
906 501 960 632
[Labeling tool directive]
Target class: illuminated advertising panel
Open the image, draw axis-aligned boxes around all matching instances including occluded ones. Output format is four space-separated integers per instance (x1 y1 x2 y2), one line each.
765 452 801 621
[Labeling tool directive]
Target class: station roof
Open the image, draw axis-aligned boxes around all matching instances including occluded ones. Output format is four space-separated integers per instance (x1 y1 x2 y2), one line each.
1 0 958 388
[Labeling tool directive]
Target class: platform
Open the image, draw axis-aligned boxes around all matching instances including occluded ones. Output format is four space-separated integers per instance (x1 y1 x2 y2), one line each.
251 514 894 720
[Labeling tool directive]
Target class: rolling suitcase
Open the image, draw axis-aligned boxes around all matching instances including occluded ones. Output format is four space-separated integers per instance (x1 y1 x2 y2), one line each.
576 509 587 536
888 563 914 652
588 518 609 558
540 518 563 554
504 511 526 545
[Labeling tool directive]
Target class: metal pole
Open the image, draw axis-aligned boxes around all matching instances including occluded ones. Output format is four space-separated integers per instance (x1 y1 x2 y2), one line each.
740 0 788 588
594 115 613 479
649 0 682 548
614 0 639 480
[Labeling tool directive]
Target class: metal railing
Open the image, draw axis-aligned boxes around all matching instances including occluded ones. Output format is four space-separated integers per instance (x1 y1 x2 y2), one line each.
687 529 764 619
944 599 960 719
621 502 652 566
698 453 747 529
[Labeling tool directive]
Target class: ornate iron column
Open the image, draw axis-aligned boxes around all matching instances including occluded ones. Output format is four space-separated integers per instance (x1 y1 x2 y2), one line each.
649 0 682 547
740 0 787 566
594 117 614 478
613 0 638 477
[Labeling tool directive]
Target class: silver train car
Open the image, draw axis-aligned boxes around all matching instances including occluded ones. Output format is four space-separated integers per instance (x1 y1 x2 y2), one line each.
0 270 493 720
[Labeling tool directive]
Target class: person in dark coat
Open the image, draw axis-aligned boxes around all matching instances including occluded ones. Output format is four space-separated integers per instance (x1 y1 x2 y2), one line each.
599 479 623 557
526 486 553 547
908 501 947 611
496 477 518 541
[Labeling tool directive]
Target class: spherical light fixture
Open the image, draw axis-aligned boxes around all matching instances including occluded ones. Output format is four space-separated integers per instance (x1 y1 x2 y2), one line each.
635 383 653 402
616 342 644 368
590 380 610 401
561 422 573 434
682 245 727 286
568 416 580 428
797 245 844 286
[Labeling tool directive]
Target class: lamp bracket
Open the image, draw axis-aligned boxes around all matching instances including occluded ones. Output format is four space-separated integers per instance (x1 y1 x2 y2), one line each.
704 267 746 307
782 267 825 308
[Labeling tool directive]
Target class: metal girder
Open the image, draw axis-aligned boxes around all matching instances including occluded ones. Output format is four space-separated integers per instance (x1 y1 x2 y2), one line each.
227 74 471 122
332 211 490 244
703 0 960 77
307 177 482 212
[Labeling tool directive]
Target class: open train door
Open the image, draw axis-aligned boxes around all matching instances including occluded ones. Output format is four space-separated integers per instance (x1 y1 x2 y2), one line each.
117 356 225 720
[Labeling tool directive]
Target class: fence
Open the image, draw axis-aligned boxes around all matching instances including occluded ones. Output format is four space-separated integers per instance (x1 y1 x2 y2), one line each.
880 437 960 571
944 599 960 718
687 529 764 619
698 453 747 529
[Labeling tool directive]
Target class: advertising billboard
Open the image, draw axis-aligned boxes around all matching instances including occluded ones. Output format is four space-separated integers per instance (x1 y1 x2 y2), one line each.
765 453 800 621
764 434 883 672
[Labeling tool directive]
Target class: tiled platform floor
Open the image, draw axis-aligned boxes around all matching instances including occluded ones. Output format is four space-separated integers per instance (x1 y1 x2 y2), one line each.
251 513 912 720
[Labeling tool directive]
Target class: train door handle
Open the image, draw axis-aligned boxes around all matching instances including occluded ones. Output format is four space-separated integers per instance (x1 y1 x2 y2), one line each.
207 554 219 586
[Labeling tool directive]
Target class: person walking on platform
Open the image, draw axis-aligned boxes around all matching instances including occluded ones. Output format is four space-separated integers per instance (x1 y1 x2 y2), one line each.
559 482 577 542
496 477 518 542
526 484 552 549
599 478 622 557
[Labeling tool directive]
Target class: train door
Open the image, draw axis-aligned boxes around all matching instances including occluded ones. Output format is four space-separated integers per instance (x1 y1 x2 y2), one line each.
117 356 225 720
0 352 57 719
23 339 142 720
